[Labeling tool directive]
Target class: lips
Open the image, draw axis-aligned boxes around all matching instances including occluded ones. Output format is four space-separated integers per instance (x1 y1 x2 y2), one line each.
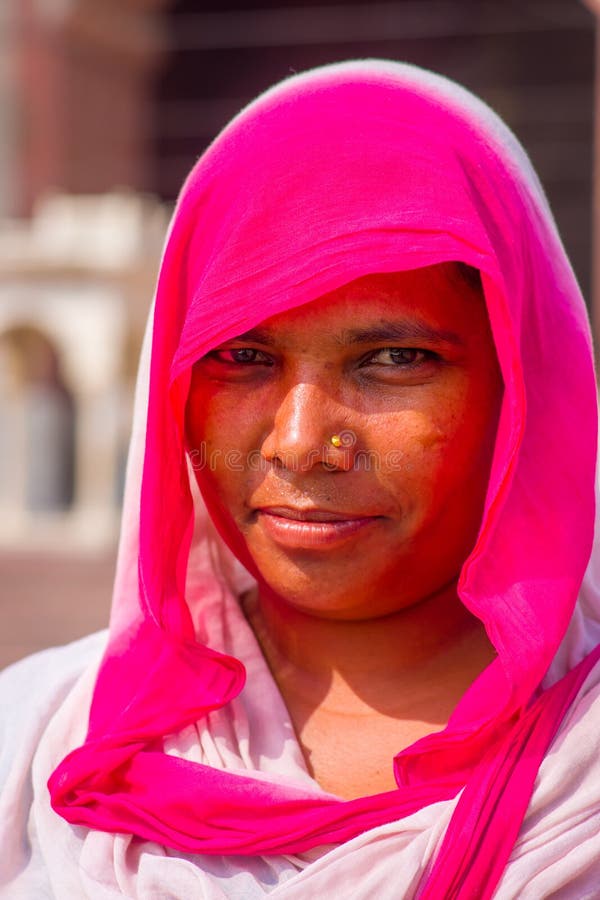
255 505 382 549
257 505 368 522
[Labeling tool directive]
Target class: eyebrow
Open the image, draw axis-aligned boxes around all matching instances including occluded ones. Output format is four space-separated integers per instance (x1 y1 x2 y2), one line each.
232 327 276 344
233 320 464 347
335 320 464 347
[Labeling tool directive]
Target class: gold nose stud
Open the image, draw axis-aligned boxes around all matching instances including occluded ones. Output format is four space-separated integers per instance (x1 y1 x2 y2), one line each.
330 434 342 447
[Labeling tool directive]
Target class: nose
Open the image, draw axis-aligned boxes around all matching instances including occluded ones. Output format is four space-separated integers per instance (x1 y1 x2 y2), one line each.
261 382 354 472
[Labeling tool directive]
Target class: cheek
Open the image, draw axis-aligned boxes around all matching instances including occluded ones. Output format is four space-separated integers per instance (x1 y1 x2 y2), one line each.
416 381 501 516
371 406 454 474
372 384 496 505
187 385 261 457
186 393 247 510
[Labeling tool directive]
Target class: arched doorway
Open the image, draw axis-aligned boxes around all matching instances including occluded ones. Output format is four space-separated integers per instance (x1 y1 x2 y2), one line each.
0 326 76 513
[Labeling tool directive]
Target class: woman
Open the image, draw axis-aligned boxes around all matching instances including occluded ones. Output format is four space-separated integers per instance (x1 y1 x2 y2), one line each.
2 59 600 898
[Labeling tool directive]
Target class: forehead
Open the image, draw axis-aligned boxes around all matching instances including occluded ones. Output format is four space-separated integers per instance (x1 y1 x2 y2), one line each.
236 265 489 348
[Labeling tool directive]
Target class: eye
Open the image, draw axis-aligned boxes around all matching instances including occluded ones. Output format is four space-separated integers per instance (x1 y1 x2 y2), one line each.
364 348 432 367
208 347 274 366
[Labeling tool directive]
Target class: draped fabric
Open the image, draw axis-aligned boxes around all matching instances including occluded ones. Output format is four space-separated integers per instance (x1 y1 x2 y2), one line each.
29 59 600 894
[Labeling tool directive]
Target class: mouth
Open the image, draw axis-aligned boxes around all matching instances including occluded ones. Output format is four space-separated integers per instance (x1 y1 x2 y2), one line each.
255 505 383 549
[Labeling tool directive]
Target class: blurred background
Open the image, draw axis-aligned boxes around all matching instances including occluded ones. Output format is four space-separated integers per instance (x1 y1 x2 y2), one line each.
1 0 598 667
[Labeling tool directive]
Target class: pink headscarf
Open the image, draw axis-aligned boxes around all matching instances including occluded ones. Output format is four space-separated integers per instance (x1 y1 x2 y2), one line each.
48 61 598 896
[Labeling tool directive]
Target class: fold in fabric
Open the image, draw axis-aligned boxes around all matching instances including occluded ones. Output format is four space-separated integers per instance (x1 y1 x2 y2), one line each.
49 644 600 864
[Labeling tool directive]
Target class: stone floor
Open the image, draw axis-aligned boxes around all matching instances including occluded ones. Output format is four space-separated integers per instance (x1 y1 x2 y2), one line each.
0 549 116 670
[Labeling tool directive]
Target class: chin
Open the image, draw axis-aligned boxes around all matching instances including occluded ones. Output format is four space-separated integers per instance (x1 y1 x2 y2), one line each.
256 571 407 621
256 570 352 616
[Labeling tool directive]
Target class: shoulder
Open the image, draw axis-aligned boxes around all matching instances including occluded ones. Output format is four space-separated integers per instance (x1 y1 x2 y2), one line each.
498 658 600 899
0 632 108 893
0 631 107 782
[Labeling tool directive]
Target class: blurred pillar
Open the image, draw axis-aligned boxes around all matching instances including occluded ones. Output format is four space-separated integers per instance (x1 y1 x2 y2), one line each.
0 340 26 512
22 340 76 512
71 388 119 523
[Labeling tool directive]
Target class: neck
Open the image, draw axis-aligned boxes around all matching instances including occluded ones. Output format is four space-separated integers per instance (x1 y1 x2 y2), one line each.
242 581 496 721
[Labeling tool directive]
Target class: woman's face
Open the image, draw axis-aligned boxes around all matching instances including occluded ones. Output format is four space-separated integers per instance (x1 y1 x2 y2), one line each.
187 265 503 620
